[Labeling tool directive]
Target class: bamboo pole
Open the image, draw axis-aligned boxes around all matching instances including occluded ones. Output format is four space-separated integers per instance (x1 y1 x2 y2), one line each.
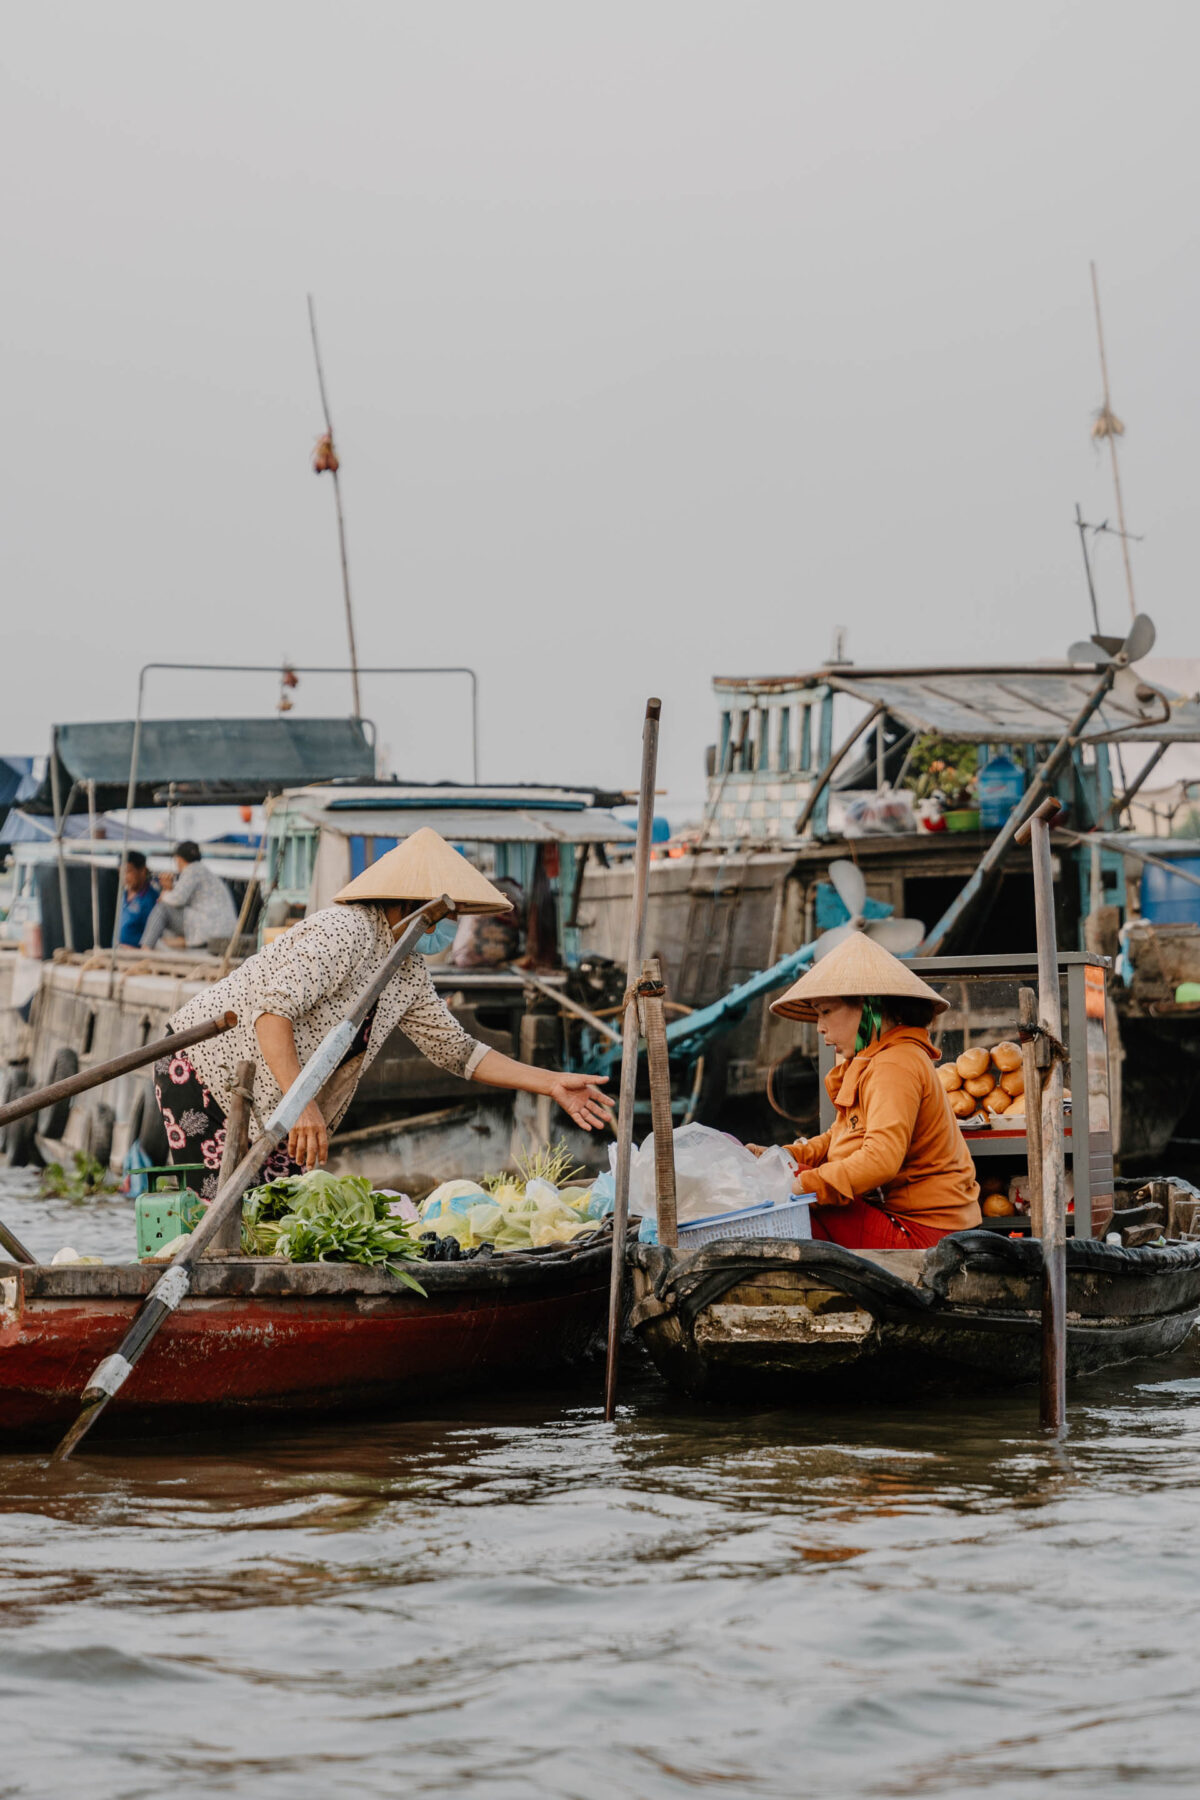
1018 986 1044 1239
216 814 269 979
49 739 75 954
308 294 362 719
640 956 677 1249
603 699 661 1423
0 1013 238 1130
1015 797 1068 1435
0 1219 36 1266
86 781 101 950
515 968 622 1045
1090 263 1137 625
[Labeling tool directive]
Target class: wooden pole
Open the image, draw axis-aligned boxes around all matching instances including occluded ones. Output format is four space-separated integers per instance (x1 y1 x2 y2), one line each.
0 1012 239 1129
603 699 661 1423
49 738 75 953
216 817 268 979
1015 796 1067 1435
1018 986 1044 1239
515 968 622 1045
0 1218 36 1266
640 955 677 1249
308 294 363 719
210 1059 256 1254
919 659 1119 955
1090 263 1137 624
86 780 101 950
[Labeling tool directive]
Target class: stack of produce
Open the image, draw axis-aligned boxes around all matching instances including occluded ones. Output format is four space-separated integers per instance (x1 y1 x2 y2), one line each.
418 1143 602 1254
241 1170 429 1291
937 1042 1026 1126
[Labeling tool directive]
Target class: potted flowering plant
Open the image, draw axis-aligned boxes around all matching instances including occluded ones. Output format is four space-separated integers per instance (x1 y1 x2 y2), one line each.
905 739 981 832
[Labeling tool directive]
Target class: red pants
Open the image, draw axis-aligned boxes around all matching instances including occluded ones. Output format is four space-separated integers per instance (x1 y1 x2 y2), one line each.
809 1197 949 1250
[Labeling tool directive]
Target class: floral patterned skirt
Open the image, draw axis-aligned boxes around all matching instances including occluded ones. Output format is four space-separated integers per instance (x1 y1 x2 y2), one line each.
153 1049 302 1199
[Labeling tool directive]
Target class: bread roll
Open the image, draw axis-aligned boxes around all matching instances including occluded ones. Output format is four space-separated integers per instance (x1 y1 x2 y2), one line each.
1004 1094 1025 1115
986 1088 1012 1114
964 1072 996 1099
991 1041 1022 1073
949 1089 977 1118
1000 1068 1024 1097
982 1193 1016 1217
956 1047 990 1081
936 1063 963 1092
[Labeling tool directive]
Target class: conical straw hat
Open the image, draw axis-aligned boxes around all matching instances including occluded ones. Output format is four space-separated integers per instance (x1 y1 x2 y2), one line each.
769 930 949 1022
333 826 513 914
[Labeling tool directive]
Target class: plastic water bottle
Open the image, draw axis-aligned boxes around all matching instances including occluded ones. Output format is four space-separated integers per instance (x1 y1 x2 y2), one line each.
978 752 1024 831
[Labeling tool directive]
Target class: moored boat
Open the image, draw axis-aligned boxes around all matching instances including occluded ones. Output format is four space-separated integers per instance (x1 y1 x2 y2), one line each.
0 1238 611 1442
627 1230 1200 1398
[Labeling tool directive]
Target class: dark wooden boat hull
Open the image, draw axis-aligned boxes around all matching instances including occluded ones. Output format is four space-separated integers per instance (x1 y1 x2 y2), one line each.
0 1245 610 1439
628 1232 1200 1399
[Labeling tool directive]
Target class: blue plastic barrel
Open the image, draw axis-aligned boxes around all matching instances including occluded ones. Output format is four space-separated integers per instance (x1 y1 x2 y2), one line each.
1141 853 1200 927
977 752 1025 831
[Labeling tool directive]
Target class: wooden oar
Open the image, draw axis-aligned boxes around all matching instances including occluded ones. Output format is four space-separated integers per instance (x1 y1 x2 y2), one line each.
0 1013 239 1130
603 699 660 1423
0 1219 36 1265
50 897 452 1462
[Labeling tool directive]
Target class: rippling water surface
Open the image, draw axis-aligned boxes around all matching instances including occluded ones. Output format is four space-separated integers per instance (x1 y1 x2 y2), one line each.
4 1173 1200 1799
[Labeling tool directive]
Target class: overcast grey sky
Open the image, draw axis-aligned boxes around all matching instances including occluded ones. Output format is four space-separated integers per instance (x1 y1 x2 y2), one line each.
3 1 1197 814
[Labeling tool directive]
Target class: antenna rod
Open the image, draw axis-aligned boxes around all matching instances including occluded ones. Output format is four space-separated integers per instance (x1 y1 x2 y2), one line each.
1074 502 1102 637
1089 263 1137 624
308 294 363 718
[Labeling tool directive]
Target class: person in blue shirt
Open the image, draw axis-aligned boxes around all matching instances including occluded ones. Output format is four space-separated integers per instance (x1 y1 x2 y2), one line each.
118 851 159 947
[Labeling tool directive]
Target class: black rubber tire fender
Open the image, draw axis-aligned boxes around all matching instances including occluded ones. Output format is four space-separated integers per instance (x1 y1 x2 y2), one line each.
2 1079 42 1168
131 1081 170 1166
87 1102 115 1171
37 1047 79 1140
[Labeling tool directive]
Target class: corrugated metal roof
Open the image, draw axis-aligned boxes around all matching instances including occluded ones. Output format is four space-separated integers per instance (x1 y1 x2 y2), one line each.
712 666 1198 744
827 670 1196 742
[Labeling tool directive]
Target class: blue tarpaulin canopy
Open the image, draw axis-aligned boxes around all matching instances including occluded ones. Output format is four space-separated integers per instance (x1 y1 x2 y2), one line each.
25 718 375 814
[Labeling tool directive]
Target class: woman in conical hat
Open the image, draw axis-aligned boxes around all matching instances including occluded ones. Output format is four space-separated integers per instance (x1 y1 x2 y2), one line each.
161 829 612 1185
762 932 980 1249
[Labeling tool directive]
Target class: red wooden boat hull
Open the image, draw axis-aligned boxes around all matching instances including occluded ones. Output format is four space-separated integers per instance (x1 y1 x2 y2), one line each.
0 1248 610 1438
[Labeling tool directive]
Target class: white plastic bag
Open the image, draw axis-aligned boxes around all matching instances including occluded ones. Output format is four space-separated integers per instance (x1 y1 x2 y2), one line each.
621 1123 801 1223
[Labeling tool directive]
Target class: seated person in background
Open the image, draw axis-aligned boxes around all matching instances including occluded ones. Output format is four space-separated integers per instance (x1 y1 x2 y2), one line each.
142 840 238 951
765 932 981 1250
118 850 159 947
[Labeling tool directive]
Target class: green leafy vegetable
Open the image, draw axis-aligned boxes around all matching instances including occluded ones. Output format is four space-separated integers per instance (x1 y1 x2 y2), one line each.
241 1170 427 1293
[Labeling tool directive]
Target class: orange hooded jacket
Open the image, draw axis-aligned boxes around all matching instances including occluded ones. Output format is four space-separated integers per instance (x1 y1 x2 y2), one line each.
786 1026 981 1233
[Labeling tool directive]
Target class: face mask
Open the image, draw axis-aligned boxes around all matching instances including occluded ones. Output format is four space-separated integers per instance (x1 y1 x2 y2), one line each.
418 918 458 956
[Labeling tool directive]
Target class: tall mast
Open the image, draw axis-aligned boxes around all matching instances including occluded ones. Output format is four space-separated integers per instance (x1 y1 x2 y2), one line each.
308 294 363 718
1089 262 1137 624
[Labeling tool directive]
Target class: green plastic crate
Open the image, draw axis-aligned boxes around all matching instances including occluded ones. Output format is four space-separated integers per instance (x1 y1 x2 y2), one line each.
135 1165 206 1258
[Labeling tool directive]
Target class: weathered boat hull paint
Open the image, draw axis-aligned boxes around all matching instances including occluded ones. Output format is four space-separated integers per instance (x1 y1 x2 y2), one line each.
0 1248 610 1437
628 1234 1200 1399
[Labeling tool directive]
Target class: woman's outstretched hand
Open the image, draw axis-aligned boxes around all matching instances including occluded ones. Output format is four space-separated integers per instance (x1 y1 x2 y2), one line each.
548 1073 614 1133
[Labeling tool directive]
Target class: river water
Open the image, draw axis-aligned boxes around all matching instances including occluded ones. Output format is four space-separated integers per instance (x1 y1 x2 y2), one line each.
4 1171 1200 1800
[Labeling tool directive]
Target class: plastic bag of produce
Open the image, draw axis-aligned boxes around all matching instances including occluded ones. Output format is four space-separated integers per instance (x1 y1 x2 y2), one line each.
420 1180 489 1222
624 1124 798 1223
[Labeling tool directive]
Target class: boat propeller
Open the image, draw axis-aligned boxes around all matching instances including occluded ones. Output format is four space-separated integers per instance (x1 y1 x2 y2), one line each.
1066 614 1170 727
812 859 926 962
1066 611 1155 668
